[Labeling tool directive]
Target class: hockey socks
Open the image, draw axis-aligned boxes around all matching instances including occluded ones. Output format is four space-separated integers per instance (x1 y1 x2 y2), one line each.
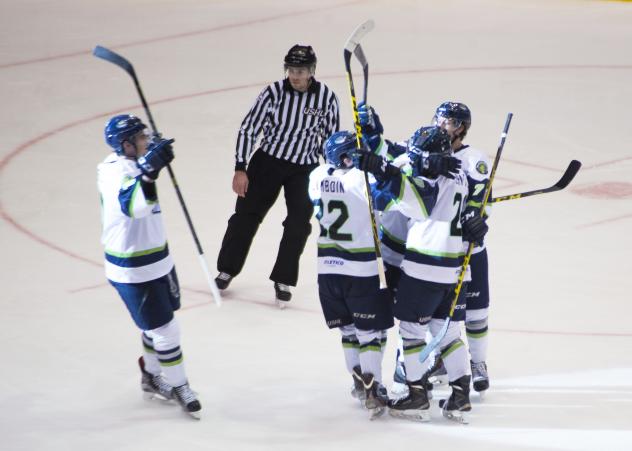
357 329 386 383
465 311 489 363
141 332 161 375
340 325 361 374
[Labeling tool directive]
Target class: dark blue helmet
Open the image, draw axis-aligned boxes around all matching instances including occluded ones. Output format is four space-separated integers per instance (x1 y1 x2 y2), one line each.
324 131 357 169
435 102 471 137
284 44 317 69
104 114 147 154
408 126 451 160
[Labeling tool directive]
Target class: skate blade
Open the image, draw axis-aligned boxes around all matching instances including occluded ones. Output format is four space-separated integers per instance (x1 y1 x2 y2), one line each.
476 389 488 401
442 410 468 424
388 408 431 422
275 299 289 309
142 391 173 403
368 406 385 420
184 410 201 420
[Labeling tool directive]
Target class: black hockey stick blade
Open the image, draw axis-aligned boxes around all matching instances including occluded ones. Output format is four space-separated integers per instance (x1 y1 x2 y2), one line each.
491 159 582 204
93 45 158 134
93 45 135 77
555 159 582 189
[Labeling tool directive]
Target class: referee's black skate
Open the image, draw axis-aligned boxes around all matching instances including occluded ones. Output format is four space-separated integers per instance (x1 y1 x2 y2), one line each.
439 375 472 424
274 282 292 308
471 360 490 394
388 377 431 422
138 357 174 401
360 373 388 420
173 383 202 420
350 366 367 402
215 272 233 290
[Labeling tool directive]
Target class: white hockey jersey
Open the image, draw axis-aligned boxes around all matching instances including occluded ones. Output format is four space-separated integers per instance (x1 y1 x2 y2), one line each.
380 207 410 268
387 170 470 284
376 142 413 267
97 153 174 283
309 165 381 277
453 145 491 254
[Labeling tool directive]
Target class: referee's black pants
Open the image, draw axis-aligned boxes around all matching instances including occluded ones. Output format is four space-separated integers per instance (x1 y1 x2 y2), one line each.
217 151 317 286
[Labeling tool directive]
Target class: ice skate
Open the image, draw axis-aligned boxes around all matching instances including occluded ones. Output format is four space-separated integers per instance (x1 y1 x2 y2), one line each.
471 360 489 395
138 357 174 401
173 383 202 419
360 373 388 420
439 375 471 424
274 282 292 309
427 354 448 386
350 366 367 402
388 378 431 422
215 272 233 290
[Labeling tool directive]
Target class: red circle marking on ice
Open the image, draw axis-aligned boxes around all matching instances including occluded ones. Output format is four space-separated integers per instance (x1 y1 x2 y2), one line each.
572 182 632 199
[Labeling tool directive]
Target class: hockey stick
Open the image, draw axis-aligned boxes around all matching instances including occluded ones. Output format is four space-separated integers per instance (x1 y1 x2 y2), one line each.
419 113 513 363
490 159 581 204
343 20 388 289
93 45 222 307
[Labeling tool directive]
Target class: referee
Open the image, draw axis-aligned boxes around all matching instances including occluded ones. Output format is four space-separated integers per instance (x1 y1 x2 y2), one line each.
216 44 340 306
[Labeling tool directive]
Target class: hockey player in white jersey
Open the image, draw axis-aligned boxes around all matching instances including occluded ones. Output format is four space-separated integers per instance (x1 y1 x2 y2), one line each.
98 114 201 419
433 102 492 395
309 130 411 419
360 124 488 422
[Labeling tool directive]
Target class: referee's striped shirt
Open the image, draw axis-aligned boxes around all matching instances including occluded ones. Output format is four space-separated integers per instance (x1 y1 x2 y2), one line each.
235 78 340 170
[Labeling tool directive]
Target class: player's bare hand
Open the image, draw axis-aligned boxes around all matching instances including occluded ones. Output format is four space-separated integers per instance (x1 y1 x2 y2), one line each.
232 170 249 197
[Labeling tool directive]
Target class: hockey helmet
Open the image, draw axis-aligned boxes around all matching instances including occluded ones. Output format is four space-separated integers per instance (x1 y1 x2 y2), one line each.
434 102 471 138
324 131 357 169
284 44 317 69
408 126 451 160
104 114 147 154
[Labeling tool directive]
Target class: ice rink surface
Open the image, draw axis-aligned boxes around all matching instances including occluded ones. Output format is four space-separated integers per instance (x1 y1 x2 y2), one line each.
1 0 631 450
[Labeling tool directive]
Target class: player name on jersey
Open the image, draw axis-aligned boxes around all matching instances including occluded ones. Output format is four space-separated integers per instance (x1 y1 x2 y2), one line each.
321 179 345 193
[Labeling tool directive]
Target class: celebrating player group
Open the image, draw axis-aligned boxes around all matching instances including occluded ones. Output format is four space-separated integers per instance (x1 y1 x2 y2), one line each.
94 20 579 421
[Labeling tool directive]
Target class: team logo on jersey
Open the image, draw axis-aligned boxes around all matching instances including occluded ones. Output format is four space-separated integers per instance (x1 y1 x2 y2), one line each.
303 107 325 117
476 161 488 175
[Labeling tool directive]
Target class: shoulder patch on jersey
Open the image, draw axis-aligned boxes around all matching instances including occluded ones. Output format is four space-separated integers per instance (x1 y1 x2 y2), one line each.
476 161 489 175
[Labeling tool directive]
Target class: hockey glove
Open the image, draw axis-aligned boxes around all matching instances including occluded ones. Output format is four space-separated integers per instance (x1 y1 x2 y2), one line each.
137 138 175 180
357 102 384 136
461 207 489 246
357 151 400 181
419 153 461 179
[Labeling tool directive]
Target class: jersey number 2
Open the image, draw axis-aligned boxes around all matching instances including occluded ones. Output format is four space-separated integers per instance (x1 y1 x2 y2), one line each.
319 200 352 241
450 193 463 237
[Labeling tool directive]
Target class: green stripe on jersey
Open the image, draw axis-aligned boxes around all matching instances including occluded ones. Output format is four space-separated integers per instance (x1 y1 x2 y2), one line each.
105 242 167 258
317 243 375 253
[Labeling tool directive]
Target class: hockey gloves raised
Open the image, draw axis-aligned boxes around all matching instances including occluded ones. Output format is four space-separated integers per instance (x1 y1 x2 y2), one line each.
461 207 489 246
357 102 383 152
358 102 384 136
137 138 175 180
420 153 462 179
357 151 400 181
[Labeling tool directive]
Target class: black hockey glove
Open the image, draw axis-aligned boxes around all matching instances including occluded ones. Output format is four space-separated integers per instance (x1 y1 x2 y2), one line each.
461 207 489 246
137 138 175 180
419 153 462 179
357 151 400 181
